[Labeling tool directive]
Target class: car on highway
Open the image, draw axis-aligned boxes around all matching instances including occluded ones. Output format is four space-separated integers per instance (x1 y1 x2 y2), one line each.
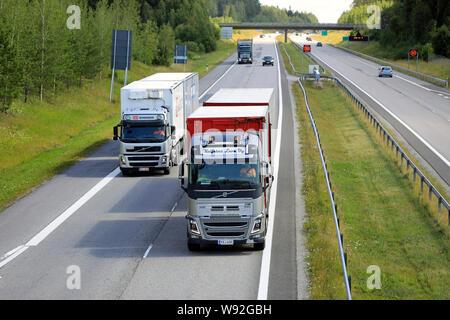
316 42 322 47
378 66 393 77
262 56 274 66
260 34 265 38
306 37 312 41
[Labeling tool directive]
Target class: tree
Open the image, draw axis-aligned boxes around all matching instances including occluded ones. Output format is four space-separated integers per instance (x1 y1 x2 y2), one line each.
156 24 175 66
0 25 21 110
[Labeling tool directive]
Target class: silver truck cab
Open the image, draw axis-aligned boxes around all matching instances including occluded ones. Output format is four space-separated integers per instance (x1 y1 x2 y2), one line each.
180 131 272 251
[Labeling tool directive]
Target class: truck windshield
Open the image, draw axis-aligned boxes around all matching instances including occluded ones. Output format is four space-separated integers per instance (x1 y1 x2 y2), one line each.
122 125 167 142
189 162 260 190
238 45 251 52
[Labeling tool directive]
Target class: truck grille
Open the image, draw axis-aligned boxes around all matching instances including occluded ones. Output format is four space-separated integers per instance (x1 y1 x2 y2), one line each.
128 156 159 161
126 146 161 152
200 216 250 239
129 162 158 167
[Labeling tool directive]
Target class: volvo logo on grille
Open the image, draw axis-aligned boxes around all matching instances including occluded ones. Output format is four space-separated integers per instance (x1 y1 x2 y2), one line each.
223 192 228 198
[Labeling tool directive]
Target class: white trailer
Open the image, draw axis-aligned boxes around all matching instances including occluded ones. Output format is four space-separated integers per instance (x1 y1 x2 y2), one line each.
114 73 199 175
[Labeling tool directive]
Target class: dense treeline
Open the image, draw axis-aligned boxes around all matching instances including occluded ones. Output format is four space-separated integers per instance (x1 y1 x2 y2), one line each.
338 0 450 59
208 0 318 23
0 0 219 111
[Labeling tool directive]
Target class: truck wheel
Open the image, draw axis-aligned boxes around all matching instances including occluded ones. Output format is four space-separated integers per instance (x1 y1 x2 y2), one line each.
253 241 265 251
188 242 201 251
163 167 170 175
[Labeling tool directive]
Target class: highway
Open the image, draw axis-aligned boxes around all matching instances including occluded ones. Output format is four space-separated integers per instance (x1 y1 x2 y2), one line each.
290 34 450 188
0 35 308 299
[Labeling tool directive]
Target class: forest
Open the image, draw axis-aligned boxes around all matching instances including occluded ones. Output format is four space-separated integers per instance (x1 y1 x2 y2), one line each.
208 0 318 24
338 0 449 59
0 0 319 111
0 0 219 110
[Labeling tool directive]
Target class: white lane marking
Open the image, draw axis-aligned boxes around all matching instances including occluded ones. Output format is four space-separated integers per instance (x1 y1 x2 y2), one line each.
143 244 153 258
311 52 450 168
199 60 237 100
0 245 29 269
27 167 121 246
257 38 283 300
394 74 450 96
0 167 121 270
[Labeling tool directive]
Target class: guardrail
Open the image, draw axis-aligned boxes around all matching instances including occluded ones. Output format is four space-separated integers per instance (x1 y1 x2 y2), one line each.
330 75 450 225
280 41 352 299
331 44 448 87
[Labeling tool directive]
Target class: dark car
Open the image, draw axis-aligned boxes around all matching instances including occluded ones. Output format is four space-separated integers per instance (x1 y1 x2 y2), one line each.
262 56 274 66
317 42 322 47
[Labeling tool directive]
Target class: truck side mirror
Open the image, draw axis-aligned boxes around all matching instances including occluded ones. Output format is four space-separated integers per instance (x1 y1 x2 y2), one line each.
113 126 118 140
179 160 187 192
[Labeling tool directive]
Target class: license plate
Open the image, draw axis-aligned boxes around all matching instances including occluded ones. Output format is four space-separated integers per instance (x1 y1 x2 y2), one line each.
139 168 150 172
218 239 234 245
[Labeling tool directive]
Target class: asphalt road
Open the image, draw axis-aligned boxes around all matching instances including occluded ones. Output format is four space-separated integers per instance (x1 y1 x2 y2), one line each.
291 34 450 187
0 35 307 299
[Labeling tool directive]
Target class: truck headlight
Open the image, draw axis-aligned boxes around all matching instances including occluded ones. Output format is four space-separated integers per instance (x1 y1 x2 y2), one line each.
251 217 263 234
189 219 200 235
120 156 126 165
161 155 168 164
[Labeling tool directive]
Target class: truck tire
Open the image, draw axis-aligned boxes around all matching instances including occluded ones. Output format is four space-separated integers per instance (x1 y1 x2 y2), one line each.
163 167 170 175
253 241 265 251
188 242 201 251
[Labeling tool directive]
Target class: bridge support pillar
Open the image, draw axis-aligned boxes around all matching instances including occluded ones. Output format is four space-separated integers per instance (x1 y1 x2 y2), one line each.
285 29 287 43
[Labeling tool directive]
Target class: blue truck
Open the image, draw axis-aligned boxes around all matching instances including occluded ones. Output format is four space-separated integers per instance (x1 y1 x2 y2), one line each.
237 39 253 64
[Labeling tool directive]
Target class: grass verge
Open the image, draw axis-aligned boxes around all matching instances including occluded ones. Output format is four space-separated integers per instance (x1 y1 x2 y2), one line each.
293 80 449 299
0 39 235 212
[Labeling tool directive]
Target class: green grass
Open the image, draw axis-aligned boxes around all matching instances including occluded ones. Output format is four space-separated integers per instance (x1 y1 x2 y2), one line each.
293 80 449 300
278 39 331 76
278 40 310 74
0 39 235 212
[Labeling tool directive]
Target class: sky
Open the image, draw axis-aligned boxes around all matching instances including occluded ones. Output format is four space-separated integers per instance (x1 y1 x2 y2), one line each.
259 0 354 23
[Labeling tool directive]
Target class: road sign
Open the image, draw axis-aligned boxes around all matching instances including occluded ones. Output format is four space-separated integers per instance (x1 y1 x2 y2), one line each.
409 49 418 57
408 49 418 71
110 29 132 102
343 36 349 41
349 35 368 41
174 45 187 64
303 45 311 52
111 30 132 71
322 30 327 36
221 27 233 39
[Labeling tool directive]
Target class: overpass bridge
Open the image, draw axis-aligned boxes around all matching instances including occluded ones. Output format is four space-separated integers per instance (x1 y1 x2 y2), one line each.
219 22 367 42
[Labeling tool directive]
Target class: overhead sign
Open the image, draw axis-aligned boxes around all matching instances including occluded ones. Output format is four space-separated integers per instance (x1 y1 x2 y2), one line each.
221 27 233 39
409 49 418 57
322 30 327 36
303 45 311 52
174 45 187 64
343 36 349 41
111 30 132 70
349 35 368 41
